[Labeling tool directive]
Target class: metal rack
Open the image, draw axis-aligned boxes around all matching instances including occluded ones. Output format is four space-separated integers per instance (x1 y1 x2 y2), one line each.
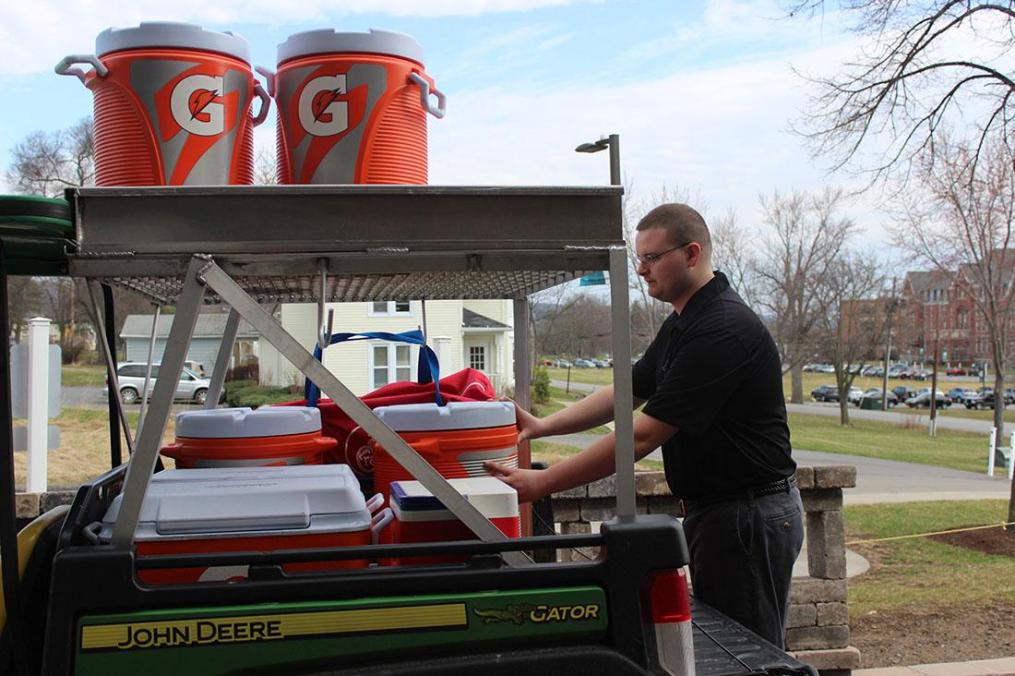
65 184 637 568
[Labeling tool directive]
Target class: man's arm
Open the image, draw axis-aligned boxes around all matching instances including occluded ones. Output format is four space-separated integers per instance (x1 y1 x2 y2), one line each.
515 385 622 442
486 411 676 502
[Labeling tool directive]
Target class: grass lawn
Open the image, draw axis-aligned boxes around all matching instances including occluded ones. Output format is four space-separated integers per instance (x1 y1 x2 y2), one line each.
13 407 180 491
61 364 106 387
845 500 1014 615
532 386 611 435
546 367 613 387
788 412 997 474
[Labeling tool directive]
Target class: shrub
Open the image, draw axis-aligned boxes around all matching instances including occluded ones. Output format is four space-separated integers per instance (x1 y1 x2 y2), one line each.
532 366 551 405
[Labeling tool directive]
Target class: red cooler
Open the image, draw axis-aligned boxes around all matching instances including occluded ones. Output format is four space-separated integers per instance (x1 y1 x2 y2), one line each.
56 22 269 185
266 28 445 184
383 477 519 565
370 401 518 500
160 406 337 468
96 465 392 584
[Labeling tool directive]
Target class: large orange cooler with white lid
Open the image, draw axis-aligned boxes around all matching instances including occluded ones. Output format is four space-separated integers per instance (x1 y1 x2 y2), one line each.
370 401 518 500
160 406 337 468
95 465 391 584
267 28 445 184
382 477 519 565
55 21 269 186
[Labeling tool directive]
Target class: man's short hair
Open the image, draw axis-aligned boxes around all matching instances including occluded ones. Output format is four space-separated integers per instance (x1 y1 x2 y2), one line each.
636 203 712 257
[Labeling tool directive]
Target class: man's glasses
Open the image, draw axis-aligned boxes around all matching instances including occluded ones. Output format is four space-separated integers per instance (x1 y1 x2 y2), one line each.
635 241 692 267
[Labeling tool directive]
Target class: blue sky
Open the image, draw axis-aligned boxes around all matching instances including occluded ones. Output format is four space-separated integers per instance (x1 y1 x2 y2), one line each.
0 0 884 242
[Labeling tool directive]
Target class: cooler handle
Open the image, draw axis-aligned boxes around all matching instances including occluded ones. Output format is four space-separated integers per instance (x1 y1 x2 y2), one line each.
254 66 276 97
252 82 271 127
82 521 102 545
55 54 108 84
365 492 385 514
408 72 446 119
371 507 394 545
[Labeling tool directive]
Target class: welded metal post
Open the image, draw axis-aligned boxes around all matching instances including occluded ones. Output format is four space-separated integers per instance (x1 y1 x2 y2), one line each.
111 257 207 548
205 308 240 409
513 298 532 536
201 261 529 566
609 246 636 518
137 305 161 431
608 134 621 186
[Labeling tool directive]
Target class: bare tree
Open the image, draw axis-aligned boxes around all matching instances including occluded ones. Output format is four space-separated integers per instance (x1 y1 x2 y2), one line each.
892 135 1015 520
812 253 891 424
753 188 856 403
6 118 93 197
792 1 1015 186
253 147 277 185
710 208 756 304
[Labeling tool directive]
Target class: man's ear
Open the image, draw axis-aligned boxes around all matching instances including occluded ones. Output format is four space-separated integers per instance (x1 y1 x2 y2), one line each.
686 242 703 267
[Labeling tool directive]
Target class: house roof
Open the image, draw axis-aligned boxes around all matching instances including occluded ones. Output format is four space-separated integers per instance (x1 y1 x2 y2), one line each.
463 309 510 330
905 270 952 294
120 314 259 339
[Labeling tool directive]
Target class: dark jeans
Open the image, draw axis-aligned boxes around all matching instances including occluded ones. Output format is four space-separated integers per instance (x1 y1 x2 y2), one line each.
682 486 804 648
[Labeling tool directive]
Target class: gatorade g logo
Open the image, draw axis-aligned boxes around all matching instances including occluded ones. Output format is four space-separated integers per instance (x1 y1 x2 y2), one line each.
170 75 225 136
299 75 349 136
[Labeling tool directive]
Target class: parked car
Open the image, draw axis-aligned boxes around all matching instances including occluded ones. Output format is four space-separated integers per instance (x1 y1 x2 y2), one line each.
846 386 865 405
946 387 978 404
861 365 884 377
107 362 213 405
967 387 1014 409
810 384 839 402
945 366 966 376
892 385 916 402
573 358 596 368
909 368 932 381
906 390 950 408
859 388 898 407
887 365 908 378
552 359 572 368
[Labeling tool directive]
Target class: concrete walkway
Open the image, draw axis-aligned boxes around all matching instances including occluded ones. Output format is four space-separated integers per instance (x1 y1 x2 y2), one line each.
787 401 1001 434
854 657 1015 675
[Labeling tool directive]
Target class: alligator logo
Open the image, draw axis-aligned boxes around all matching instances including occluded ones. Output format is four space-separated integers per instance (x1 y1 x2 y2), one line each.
473 604 536 625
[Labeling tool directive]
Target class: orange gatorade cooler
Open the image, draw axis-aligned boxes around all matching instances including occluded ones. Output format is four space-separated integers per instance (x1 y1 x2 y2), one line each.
160 406 337 468
370 401 518 500
96 465 392 584
265 28 445 184
382 477 519 565
56 22 269 186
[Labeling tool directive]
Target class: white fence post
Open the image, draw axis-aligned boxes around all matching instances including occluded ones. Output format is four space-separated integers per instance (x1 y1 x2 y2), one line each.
988 427 997 477
26 317 50 493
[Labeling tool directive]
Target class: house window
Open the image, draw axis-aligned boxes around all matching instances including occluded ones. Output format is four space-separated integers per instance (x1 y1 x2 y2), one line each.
469 345 486 371
369 301 412 316
371 344 413 388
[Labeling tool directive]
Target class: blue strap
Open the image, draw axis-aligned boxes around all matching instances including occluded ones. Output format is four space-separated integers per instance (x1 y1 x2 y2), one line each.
305 329 442 408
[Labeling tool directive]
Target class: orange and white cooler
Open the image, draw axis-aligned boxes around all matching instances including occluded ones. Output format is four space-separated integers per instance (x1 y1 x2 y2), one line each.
160 406 337 468
55 22 269 186
96 465 391 584
266 28 445 184
382 477 519 565
370 401 518 500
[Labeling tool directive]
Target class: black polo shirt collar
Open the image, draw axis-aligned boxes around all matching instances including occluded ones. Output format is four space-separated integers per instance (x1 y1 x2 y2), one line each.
673 271 728 324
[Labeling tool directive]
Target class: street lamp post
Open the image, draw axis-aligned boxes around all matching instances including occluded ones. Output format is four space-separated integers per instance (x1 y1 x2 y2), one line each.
575 134 620 186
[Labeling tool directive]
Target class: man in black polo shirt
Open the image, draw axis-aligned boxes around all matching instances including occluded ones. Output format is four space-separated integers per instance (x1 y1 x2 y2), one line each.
486 202 803 648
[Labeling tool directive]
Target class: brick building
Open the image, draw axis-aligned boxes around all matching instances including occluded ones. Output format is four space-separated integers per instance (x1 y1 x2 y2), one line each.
901 266 1012 366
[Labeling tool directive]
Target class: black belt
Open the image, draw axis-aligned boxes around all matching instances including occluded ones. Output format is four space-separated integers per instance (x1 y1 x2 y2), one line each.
680 476 796 511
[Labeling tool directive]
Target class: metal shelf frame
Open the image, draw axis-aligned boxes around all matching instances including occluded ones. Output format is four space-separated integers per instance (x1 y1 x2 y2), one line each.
64 184 637 569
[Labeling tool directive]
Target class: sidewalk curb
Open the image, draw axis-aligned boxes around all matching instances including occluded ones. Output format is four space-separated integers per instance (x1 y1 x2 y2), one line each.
854 656 1015 675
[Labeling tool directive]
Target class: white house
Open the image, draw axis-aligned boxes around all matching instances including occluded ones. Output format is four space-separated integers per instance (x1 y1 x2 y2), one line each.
259 300 514 396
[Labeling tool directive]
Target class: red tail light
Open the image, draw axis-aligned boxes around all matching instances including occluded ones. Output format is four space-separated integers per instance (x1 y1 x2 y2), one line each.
644 568 692 624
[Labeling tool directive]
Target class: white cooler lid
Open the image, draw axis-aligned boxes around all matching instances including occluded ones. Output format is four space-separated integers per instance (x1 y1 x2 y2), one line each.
391 477 518 520
278 28 423 64
96 22 251 63
374 401 515 432
175 406 321 439
100 465 368 539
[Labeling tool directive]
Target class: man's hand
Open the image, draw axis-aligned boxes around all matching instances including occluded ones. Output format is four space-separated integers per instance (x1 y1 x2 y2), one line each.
510 399 546 442
484 461 550 503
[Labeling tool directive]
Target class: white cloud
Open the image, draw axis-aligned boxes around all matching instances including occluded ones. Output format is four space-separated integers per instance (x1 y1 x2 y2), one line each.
0 0 599 76
426 31 892 248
